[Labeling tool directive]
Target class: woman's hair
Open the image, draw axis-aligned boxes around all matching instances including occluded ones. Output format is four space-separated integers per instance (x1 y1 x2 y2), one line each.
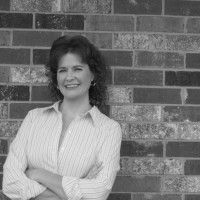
46 35 108 111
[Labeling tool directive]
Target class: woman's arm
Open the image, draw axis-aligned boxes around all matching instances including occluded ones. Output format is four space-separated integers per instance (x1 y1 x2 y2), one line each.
3 110 46 200
26 123 122 200
35 189 62 200
26 161 103 199
26 168 67 200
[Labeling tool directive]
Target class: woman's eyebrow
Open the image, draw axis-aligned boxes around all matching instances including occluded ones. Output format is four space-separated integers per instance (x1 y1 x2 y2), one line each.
58 65 85 69
58 66 66 69
73 65 84 68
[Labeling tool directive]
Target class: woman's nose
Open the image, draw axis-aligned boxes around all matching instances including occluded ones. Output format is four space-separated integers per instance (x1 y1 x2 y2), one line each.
65 70 74 81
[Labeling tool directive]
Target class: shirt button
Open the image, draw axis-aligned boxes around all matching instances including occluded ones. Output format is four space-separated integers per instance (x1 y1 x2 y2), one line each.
60 147 64 152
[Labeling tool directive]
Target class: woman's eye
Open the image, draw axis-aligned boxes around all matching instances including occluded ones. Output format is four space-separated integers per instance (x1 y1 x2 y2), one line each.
58 69 66 73
75 68 82 71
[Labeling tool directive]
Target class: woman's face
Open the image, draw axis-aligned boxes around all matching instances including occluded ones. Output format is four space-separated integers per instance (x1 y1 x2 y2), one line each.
57 52 94 101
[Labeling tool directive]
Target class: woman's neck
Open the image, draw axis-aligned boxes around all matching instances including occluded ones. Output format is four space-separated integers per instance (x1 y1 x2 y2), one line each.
60 96 92 118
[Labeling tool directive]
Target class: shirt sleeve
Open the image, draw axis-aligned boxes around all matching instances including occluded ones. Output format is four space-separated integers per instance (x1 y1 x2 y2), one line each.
3 110 46 200
62 123 122 200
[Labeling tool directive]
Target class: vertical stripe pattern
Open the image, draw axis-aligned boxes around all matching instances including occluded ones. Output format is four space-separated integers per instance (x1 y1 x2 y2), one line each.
3 102 122 200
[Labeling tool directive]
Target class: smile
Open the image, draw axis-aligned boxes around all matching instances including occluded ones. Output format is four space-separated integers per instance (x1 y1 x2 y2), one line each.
64 84 80 88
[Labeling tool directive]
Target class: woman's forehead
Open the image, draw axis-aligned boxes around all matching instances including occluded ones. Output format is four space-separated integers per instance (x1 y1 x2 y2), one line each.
58 52 85 65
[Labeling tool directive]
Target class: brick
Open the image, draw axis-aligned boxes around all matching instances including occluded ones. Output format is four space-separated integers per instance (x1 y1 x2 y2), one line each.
0 0 10 11
114 0 161 15
137 16 184 33
186 195 200 200
11 0 61 12
33 49 49 65
134 88 181 104
112 176 161 192
105 67 112 85
10 103 50 119
165 71 200 86
64 32 84 37
164 176 200 192
0 86 29 101
165 35 200 51
0 156 6 172
0 66 9 83
185 160 200 175
133 33 165 51
134 51 184 69
0 103 8 119
131 194 181 200
111 105 162 122
164 159 184 175
62 0 112 14
10 66 30 83
85 33 112 49
120 158 183 175
186 89 200 104
129 123 154 139
0 121 21 137
130 122 200 140
0 13 32 28
163 106 200 122
107 193 131 200
102 51 133 67
85 15 135 32
30 67 48 84
113 33 133 50
186 53 200 69
186 18 200 33
35 14 84 30
0 139 8 154
0 48 30 64
121 141 163 157
119 123 129 140
165 0 200 16
0 174 2 189
107 86 132 103
13 31 61 47
1 156 6 171
153 123 178 139
166 142 200 157
31 86 52 101
151 123 200 140
0 31 11 46
114 69 163 86
177 123 200 140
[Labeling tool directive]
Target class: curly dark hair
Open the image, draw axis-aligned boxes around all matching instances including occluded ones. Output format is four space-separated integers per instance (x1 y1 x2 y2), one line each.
46 35 108 111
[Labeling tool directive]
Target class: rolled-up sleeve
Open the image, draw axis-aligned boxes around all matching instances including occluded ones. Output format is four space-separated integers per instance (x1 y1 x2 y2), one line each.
3 110 46 200
62 123 122 200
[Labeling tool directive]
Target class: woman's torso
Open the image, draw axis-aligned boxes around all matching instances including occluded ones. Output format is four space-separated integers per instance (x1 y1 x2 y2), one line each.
26 105 112 178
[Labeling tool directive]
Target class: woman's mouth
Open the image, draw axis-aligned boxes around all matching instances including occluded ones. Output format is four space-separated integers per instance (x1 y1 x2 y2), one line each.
64 84 80 88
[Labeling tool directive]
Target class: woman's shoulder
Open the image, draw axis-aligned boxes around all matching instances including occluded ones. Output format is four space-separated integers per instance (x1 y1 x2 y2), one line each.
26 103 55 119
94 107 121 130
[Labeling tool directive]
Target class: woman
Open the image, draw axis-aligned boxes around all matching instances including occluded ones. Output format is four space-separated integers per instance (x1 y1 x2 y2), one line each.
3 35 122 200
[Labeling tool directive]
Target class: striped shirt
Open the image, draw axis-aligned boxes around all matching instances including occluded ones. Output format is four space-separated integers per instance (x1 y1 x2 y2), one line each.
3 101 122 200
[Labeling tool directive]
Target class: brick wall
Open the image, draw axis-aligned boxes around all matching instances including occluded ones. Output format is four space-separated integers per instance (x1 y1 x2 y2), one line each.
1 0 200 200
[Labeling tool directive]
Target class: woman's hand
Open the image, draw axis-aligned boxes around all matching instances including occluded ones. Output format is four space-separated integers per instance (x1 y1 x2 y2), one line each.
25 168 39 181
84 161 103 179
35 189 62 200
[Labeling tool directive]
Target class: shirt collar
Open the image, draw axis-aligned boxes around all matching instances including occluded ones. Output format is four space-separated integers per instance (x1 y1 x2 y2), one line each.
42 101 61 113
42 101 102 127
